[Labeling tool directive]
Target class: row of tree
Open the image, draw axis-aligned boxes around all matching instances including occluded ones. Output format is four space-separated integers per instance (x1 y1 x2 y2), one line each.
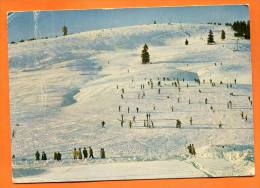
231 21 250 39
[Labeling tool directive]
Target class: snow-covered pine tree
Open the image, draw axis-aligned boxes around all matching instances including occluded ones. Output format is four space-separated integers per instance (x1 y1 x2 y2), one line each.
141 44 150 64
62 25 68 36
207 30 215 45
185 39 189 45
221 30 226 40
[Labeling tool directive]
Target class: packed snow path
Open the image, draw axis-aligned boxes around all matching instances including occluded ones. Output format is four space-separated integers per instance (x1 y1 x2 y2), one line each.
9 23 254 182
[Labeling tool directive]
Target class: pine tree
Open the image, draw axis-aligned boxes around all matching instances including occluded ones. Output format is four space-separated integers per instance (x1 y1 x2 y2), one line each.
185 39 189 45
207 30 215 45
62 25 68 36
221 30 226 40
141 44 150 64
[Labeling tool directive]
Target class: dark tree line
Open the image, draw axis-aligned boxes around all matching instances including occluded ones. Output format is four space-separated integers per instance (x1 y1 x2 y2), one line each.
231 20 250 39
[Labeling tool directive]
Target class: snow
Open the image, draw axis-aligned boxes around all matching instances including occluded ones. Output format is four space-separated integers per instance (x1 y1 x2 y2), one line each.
8 23 254 183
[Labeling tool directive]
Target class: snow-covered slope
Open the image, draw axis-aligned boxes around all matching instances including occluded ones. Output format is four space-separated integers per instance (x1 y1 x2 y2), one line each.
8 23 253 183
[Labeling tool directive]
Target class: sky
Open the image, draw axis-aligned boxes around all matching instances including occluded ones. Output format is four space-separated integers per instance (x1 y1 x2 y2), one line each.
8 5 249 42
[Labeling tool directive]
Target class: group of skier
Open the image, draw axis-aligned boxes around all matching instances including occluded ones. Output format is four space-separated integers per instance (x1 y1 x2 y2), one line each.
34 147 106 161
35 151 47 161
73 147 94 160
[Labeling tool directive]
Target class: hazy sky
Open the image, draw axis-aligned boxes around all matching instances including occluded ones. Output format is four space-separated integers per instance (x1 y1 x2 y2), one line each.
8 5 249 42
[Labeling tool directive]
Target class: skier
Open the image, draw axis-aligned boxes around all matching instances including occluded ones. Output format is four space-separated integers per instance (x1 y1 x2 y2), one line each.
205 98 208 104
121 94 123 99
151 120 154 128
42 151 47 160
128 107 130 113
122 88 125 94
245 114 248 121
101 121 105 128
12 130 15 138
189 99 191 104
118 105 121 112
129 120 133 129
133 115 136 123
73 148 77 160
187 83 189 88
78 148 83 160
171 105 173 112
100 148 106 159
158 88 161 94
187 144 192 155
229 100 232 109
146 113 149 121
219 121 223 128
35 151 40 161
153 104 155 110
136 107 139 113
241 111 244 119
89 147 94 159
234 78 237 84
121 120 124 127
191 144 196 155
176 119 181 128
190 117 192 125
57 152 62 161
83 147 88 159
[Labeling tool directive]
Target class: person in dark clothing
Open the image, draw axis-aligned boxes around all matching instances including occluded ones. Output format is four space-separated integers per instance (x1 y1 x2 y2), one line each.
205 98 208 104
73 148 77 160
53 152 57 160
35 151 40 161
128 107 130 113
136 107 139 113
129 120 133 128
187 144 192 154
42 152 47 160
57 152 62 161
191 144 196 155
89 147 94 159
78 148 83 159
176 119 181 128
100 148 106 159
121 120 124 127
101 121 105 128
241 111 244 119
83 147 88 159
118 105 121 112
190 117 192 125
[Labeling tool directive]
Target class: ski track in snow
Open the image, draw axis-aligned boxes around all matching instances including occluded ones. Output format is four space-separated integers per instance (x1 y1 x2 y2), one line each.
8 23 254 182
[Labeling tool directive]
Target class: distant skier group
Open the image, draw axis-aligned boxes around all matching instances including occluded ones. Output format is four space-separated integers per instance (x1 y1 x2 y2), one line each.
34 147 106 161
